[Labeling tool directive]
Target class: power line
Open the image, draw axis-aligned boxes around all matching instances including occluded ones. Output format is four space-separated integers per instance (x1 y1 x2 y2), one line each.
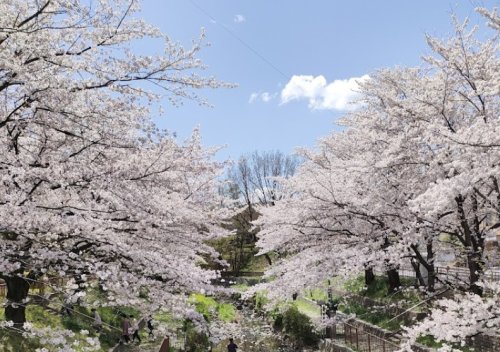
188 0 289 80
1 275 167 333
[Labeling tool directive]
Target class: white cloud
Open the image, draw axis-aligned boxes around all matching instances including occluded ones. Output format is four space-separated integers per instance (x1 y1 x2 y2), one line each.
261 92 274 102
280 74 370 111
248 92 259 103
234 14 245 23
249 91 277 104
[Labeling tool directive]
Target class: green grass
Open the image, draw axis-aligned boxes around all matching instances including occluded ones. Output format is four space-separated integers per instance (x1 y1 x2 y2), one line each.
416 335 473 351
217 303 236 322
339 276 413 331
242 253 273 272
294 298 321 319
417 335 444 348
230 283 249 291
0 303 121 351
28 305 61 328
339 300 402 331
189 293 218 321
343 276 389 299
343 276 422 306
304 288 328 302
254 290 269 311
0 292 148 351
188 293 236 322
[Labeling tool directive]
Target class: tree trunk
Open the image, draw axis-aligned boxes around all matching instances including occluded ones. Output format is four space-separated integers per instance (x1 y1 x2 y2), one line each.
426 241 436 293
387 269 401 294
467 256 483 296
264 253 273 266
364 268 375 286
410 259 426 288
382 236 401 293
456 195 484 296
4 276 30 328
410 242 436 292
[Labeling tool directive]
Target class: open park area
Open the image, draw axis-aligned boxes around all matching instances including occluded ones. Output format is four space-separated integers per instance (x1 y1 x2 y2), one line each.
0 1 499 351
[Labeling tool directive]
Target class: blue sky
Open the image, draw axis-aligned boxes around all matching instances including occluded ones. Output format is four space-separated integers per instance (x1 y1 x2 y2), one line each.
136 0 496 161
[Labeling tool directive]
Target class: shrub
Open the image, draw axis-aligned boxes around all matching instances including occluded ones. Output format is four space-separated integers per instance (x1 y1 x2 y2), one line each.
254 291 269 311
183 321 210 352
217 303 236 322
282 306 319 347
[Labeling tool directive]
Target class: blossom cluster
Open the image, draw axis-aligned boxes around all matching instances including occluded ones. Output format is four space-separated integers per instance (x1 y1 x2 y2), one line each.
253 7 500 347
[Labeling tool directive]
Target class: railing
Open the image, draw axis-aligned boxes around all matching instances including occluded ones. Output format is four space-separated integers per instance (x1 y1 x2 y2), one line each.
387 265 500 285
325 322 402 352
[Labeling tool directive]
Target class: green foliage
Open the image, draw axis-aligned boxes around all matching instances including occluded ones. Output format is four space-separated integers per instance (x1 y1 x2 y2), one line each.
344 276 389 299
183 321 210 352
230 283 249 292
343 276 367 294
0 303 131 351
344 275 421 305
294 298 321 319
339 301 402 331
154 310 176 325
189 293 218 321
254 291 269 311
304 288 328 302
189 293 236 322
217 303 236 322
27 305 60 328
0 330 42 352
417 335 444 348
273 313 284 331
242 253 273 272
282 305 319 347
416 334 471 351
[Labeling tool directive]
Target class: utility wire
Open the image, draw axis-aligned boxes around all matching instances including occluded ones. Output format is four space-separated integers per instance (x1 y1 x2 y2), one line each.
8 298 122 332
2 276 122 332
188 0 289 80
1 275 161 333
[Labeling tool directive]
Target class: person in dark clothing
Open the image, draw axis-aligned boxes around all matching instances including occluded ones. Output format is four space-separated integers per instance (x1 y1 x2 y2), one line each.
146 315 154 337
227 338 238 352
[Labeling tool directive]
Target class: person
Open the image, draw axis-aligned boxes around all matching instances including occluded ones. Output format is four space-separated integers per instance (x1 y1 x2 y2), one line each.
91 308 102 333
146 315 154 337
227 337 238 352
121 315 130 344
130 315 141 344
61 294 72 316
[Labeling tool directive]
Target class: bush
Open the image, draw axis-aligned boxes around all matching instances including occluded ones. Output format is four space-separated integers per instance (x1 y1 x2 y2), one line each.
273 313 283 331
183 321 210 352
189 293 236 322
282 306 319 347
254 291 269 311
217 303 236 322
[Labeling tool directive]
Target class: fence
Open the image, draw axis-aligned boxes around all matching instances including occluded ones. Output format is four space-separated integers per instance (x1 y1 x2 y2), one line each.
392 265 500 287
325 322 402 352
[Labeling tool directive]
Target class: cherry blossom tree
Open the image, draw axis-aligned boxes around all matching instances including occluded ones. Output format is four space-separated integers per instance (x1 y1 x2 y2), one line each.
253 7 499 346
400 281 500 352
0 0 230 338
